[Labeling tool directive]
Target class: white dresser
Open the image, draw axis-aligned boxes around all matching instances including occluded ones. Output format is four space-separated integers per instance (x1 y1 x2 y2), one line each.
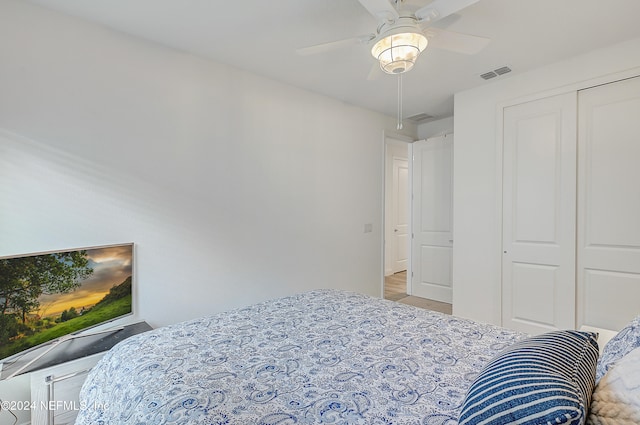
0 321 151 425
29 353 104 425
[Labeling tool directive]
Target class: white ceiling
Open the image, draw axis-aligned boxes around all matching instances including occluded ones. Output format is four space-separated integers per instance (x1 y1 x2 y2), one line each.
27 0 640 121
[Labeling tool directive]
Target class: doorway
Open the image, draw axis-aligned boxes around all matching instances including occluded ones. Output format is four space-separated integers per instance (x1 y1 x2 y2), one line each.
383 134 453 315
384 137 410 300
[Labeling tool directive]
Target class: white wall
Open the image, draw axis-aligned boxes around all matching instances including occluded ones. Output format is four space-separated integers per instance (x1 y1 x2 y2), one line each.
453 36 640 325
417 116 454 140
0 0 415 323
0 1 417 418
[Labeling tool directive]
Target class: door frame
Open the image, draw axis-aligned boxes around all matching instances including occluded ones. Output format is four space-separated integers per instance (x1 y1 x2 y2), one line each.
382 132 414 297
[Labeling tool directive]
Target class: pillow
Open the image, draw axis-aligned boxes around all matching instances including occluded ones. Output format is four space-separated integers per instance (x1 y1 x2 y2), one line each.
458 330 599 425
596 315 640 383
588 347 640 425
580 325 619 355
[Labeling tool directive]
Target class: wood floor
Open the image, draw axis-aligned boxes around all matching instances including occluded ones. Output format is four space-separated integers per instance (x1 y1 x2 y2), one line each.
384 271 452 315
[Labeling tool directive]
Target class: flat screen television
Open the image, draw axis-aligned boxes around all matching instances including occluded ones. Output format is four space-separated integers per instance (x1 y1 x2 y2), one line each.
0 243 133 379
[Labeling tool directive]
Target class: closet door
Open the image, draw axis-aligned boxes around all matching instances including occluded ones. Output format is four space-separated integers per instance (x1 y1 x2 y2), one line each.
502 93 577 334
577 76 640 331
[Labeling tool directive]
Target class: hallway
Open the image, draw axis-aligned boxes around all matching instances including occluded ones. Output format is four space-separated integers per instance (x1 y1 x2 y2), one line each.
384 271 452 315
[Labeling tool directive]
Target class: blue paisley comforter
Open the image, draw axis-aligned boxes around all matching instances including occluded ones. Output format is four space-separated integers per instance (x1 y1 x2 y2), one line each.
75 290 523 425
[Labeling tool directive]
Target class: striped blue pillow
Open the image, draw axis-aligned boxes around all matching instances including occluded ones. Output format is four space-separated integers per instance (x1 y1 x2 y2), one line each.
458 330 599 425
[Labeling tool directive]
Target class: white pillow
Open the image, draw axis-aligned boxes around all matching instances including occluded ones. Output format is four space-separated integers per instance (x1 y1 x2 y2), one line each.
596 316 640 383
588 347 640 425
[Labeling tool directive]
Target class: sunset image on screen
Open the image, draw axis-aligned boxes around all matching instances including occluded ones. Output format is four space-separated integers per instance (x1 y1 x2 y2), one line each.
0 243 133 361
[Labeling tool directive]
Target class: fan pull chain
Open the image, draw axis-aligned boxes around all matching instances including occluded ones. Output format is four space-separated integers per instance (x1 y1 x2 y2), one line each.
397 73 403 130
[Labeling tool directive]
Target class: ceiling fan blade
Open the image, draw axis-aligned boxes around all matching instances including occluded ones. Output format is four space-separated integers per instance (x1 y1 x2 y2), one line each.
423 27 490 54
431 13 462 29
415 0 480 24
296 34 375 56
367 61 382 80
357 0 399 22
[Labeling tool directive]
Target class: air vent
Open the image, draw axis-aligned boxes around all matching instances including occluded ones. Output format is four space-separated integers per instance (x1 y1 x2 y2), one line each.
407 113 435 123
480 71 497 80
494 66 512 75
480 65 512 80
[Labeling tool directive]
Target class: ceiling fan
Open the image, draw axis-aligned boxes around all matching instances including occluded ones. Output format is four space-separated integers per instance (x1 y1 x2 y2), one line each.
297 0 489 75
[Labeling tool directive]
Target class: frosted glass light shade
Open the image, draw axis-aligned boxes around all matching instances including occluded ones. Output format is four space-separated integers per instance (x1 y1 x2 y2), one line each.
371 32 428 74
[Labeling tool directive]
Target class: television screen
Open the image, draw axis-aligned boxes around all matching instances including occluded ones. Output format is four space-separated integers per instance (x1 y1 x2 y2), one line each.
0 243 133 377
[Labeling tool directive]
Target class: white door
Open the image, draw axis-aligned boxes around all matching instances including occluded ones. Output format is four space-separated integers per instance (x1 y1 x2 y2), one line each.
411 135 453 303
577 76 640 331
502 92 577 334
391 157 409 273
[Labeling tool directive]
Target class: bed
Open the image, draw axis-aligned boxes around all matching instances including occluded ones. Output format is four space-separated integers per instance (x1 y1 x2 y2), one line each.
74 289 640 425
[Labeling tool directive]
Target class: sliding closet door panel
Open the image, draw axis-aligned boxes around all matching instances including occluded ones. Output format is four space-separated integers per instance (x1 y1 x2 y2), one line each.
578 76 640 331
583 270 640 331
502 92 577 334
512 114 559 244
511 263 557 324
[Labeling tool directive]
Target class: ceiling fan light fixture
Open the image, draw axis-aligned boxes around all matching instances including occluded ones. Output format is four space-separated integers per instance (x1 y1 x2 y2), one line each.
371 31 428 74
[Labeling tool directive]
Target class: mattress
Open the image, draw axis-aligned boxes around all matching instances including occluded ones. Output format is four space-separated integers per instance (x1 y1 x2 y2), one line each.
75 289 524 424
